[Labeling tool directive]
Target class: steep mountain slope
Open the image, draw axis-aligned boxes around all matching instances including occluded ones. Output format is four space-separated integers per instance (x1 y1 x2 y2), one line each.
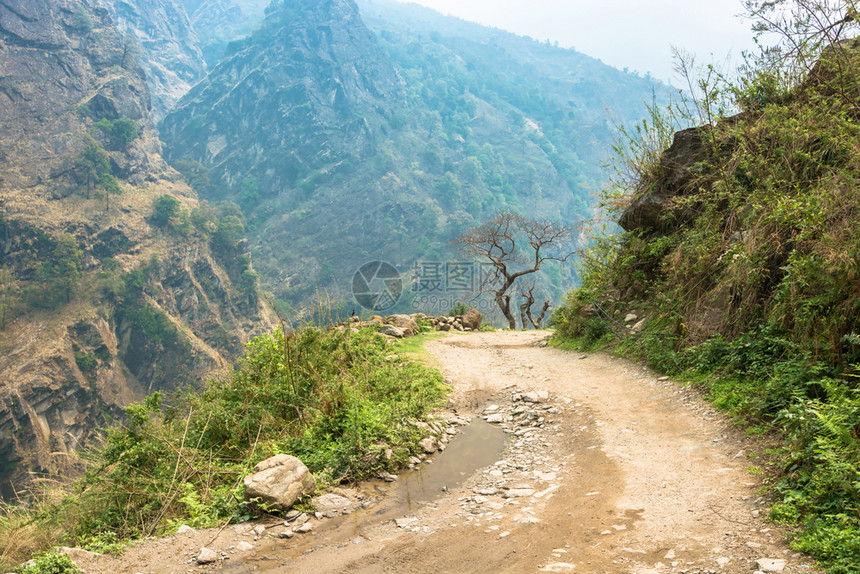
160 0 668 309
0 0 271 494
182 0 269 66
358 0 665 176
99 0 208 120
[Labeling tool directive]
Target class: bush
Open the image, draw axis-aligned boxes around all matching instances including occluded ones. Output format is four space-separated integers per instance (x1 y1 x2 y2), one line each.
149 195 181 228
15 551 81 574
93 119 139 148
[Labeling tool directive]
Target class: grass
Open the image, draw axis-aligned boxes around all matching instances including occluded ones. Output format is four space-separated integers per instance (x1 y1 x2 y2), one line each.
391 332 446 364
0 325 448 571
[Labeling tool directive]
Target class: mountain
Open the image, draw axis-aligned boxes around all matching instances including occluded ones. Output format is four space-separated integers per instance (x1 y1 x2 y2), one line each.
182 0 269 66
0 0 271 494
99 0 208 120
160 0 670 310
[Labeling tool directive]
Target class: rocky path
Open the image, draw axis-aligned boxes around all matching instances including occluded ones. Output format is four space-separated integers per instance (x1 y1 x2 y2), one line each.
80 331 820 574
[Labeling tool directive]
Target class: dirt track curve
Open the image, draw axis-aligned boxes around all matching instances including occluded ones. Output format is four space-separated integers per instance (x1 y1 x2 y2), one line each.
82 330 820 574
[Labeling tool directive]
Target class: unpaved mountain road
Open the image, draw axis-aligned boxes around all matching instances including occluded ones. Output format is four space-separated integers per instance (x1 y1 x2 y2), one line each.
82 330 820 574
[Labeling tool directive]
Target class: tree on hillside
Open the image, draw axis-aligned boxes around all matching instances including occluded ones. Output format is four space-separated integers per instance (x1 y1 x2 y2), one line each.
0 266 20 329
94 118 139 149
100 173 122 211
33 233 83 305
454 211 578 329
76 143 110 199
150 195 182 228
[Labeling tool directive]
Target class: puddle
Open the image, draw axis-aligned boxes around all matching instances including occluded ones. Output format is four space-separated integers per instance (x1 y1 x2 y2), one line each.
396 417 508 512
221 418 507 572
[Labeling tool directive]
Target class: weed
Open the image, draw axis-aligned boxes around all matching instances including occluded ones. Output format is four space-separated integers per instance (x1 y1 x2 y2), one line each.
14 551 81 574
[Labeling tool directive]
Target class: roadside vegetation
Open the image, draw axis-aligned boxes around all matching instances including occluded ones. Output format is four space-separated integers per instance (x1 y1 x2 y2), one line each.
0 325 447 571
552 2 860 571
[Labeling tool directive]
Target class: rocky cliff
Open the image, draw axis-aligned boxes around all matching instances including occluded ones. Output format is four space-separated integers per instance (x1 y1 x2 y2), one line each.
162 0 404 192
0 0 271 495
99 0 208 120
182 0 269 66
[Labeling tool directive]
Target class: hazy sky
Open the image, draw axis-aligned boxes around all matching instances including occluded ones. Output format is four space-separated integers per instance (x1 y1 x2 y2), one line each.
393 0 758 85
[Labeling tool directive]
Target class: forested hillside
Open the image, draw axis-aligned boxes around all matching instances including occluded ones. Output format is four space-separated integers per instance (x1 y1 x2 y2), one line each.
159 0 670 311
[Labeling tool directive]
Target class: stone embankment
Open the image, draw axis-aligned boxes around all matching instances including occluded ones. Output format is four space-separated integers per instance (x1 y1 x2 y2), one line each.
338 307 483 339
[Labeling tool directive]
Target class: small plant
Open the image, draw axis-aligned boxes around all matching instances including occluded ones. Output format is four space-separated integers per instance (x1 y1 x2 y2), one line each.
15 551 81 574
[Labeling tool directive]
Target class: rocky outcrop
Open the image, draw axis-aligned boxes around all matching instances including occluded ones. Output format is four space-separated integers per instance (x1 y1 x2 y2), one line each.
0 0 271 495
0 0 163 189
618 127 710 233
100 0 208 120
183 0 269 66
161 0 404 193
243 454 317 510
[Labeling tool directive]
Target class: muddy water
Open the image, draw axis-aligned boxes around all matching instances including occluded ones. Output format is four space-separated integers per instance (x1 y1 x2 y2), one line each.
221 419 508 572
397 418 508 512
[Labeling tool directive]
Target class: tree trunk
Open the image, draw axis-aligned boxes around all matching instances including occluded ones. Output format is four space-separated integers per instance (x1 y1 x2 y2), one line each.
497 293 516 329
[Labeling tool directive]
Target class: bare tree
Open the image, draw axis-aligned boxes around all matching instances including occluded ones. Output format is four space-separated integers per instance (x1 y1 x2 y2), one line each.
454 211 578 329
518 281 551 329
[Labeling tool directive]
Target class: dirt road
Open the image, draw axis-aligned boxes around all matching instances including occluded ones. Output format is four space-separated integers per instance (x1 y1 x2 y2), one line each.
83 331 819 573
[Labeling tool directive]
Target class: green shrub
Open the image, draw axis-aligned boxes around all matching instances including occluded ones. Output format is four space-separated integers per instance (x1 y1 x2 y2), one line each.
73 351 95 373
15 551 81 574
93 119 139 148
149 195 181 228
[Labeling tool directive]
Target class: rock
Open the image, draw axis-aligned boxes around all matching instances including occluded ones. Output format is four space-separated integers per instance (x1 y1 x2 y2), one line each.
296 522 314 533
285 509 301 521
419 438 438 454
619 127 710 232
197 547 218 564
460 308 482 330
394 517 418 528
624 313 638 323
504 488 535 498
486 413 504 423
522 391 549 403
439 323 452 332
386 314 420 336
237 541 254 551
175 525 196 535
632 318 647 331
252 525 266 537
277 529 294 539
379 325 405 338
756 558 786 572
243 454 316 511
313 493 352 514
540 563 575 572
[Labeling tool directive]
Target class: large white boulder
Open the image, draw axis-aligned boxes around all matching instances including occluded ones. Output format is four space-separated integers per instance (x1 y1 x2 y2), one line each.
243 454 316 510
